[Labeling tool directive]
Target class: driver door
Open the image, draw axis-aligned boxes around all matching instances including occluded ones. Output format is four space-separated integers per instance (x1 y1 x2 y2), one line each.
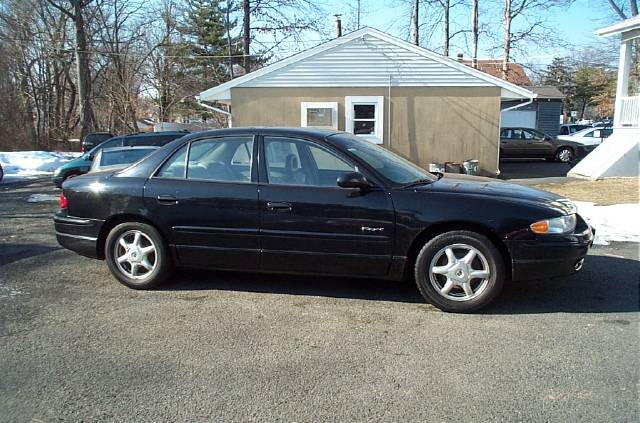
258 135 396 276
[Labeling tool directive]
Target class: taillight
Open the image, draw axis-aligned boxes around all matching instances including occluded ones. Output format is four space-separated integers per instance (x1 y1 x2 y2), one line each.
59 192 68 209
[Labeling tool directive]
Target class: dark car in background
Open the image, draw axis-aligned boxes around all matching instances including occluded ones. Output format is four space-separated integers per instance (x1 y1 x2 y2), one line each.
499 127 594 163
53 131 188 187
81 132 114 153
54 128 593 313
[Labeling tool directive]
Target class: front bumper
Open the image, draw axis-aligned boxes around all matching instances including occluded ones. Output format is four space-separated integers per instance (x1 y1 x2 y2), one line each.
506 223 594 281
54 211 103 259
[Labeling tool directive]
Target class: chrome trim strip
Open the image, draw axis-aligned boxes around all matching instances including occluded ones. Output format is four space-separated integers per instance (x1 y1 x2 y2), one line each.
55 231 98 242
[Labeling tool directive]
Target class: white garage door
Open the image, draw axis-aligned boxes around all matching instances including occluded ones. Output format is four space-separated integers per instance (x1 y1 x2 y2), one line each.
500 110 536 128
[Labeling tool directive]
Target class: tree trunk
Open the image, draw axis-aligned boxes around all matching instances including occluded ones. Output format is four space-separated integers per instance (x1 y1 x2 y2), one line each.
443 0 450 56
73 0 94 139
631 0 638 16
502 0 512 81
472 0 478 68
411 0 419 46
227 0 234 79
243 0 250 73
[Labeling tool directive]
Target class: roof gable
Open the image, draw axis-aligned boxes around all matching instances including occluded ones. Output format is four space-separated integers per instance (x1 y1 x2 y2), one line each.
199 27 534 102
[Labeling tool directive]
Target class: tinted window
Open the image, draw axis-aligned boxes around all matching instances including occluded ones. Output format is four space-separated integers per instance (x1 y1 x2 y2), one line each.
100 148 156 167
559 127 568 135
264 137 354 187
157 145 188 178
96 137 123 150
187 137 253 183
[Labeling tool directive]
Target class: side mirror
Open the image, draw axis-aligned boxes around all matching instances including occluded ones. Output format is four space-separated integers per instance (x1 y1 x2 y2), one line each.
544 135 551 141
337 172 371 191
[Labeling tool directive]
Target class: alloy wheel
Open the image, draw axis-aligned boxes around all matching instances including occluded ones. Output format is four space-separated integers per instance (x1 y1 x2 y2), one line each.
428 243 490 302
557 148 573 163
113 230 157 280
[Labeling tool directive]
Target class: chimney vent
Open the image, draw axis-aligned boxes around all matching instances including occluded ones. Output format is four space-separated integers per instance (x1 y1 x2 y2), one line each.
457 53 464 62
335 15 342 38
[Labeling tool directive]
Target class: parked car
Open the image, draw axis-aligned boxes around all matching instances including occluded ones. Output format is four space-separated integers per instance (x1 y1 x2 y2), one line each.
557 127 613 146
53 131 188 187
54 128 593 313
500 127 576 162
558 124 591 136
89 146 159 173
81 132 114 153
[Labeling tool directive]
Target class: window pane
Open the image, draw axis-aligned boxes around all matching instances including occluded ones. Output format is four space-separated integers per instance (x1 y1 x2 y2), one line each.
353 120 375 135
157 145 187 178
187 137 253 182
306 108 333 127
264 137 353 187
309 144 353 172
354 104 375 119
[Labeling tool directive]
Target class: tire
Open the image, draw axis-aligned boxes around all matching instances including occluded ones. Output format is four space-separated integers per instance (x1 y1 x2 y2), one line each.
555 147 574 163
105 222 172 289
62 171 81 183
414 230 505 313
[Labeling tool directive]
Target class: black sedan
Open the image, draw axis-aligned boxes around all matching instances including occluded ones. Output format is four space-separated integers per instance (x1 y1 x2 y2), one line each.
54 128 593 312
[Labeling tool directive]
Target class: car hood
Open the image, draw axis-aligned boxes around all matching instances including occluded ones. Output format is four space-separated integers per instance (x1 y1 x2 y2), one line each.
419 173 576 214
557 135 601 146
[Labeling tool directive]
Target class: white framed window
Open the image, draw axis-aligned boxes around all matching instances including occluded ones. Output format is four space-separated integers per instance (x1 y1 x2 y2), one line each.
301 102 338 130
345 96 384 144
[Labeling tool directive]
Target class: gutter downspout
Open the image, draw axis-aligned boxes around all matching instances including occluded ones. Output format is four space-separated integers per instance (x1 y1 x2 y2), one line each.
496 96 535 175
196 96 233 128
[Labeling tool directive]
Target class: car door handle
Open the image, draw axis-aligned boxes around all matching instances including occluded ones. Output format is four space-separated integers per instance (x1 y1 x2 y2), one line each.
266 201 292 212
157 195 178 205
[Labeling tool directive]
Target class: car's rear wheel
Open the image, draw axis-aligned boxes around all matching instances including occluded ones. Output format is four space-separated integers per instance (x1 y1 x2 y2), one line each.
105 222 172 289
414 231 505 313
555 147 574 163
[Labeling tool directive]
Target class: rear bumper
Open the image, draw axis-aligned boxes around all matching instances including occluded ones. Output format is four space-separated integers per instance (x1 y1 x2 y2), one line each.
507 225 594 281
54 211 103 259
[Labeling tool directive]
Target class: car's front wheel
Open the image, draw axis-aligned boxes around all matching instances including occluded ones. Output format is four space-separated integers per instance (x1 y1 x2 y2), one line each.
555 147 574 163
105 222 172 289
414 231 505 312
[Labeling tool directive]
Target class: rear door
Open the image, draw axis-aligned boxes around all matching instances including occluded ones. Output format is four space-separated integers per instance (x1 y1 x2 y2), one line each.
144 135 260 269
258 134 395 276
500 129 526 158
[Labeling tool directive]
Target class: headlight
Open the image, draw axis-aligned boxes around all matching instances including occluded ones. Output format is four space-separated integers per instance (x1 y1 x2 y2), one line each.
53 167 62 176
530 214 577 234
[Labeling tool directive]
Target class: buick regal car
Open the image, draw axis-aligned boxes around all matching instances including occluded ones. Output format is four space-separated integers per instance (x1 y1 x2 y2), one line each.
54 128 593 312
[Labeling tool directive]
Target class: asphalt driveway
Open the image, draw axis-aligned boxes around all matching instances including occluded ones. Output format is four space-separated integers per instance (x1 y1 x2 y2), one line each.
1 178 638 421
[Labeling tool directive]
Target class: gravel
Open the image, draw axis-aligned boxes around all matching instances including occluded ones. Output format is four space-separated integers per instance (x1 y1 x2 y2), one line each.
1 178 638 422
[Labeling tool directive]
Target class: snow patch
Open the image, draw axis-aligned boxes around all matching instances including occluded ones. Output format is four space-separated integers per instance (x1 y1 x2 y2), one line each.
26 194 59 203
575 201 640 245
0 151 81 180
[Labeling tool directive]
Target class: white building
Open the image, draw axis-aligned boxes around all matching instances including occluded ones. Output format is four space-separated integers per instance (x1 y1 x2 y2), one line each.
569 16 640 179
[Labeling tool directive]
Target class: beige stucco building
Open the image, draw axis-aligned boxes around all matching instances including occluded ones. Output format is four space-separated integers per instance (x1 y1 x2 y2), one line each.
199 28 534 176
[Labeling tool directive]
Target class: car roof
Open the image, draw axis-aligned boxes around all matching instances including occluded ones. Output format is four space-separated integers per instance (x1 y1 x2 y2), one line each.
179 127 341 141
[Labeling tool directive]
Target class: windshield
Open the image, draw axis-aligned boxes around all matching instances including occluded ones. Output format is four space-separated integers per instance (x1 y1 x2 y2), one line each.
328 133 435 186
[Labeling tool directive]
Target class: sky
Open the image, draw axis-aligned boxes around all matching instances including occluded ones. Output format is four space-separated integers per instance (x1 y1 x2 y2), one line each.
258 0 623 71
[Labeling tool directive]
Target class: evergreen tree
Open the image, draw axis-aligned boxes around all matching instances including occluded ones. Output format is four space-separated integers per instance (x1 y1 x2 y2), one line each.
543 57 576 120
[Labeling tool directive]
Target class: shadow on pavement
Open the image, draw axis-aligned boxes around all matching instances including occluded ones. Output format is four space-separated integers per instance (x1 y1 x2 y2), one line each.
499 159 571 180
0 243 62 267
161 255 639 313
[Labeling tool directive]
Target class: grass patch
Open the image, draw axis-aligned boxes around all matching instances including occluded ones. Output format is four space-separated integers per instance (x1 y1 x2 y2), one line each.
533 177 639 205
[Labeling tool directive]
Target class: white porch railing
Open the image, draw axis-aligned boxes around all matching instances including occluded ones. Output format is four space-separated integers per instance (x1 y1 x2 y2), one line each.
618 95 640 126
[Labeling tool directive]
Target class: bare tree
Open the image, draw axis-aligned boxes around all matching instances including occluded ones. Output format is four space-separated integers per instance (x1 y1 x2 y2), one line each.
411 0 419 45
46 0 95 139
472 0 478 67
607 0 638 18
500 0 571 81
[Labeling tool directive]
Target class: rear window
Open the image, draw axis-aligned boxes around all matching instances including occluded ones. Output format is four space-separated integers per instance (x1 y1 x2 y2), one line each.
84 133 113 144
100 149 156 167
